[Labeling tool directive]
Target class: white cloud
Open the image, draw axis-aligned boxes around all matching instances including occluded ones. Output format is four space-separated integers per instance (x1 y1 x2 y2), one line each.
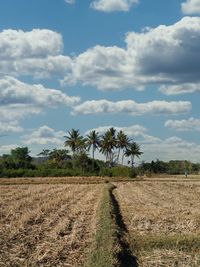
165 117 200 131
72 99 191 116
86 124 200 162
0 144 19 155
90 0 138 12
0 29 62 59
142 136 200 162
86 124 147 137
62 17 200 91
159 83 200 95
0 76 80 126
64 0 75 4
0 104 42 122
0 29 72 79
0 121 23 134
23 125 65 145
181 0 200 14
0 76 80 107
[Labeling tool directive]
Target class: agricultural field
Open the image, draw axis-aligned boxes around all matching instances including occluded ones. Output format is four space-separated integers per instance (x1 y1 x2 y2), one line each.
116 181 200 267
1 178 200 267
0 183 103 266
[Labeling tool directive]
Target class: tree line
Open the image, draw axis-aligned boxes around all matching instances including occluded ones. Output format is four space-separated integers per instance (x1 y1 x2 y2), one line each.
38 127 143 169
0 127 143 178
1 127 199 178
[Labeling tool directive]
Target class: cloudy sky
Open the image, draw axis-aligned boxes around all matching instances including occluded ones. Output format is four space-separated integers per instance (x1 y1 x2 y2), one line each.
1 0 200 162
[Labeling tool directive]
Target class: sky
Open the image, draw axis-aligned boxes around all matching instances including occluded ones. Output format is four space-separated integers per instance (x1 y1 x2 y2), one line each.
0 0 200 162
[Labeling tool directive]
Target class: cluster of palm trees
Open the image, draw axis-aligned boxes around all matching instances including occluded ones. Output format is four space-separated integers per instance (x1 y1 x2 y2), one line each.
64 127 143 169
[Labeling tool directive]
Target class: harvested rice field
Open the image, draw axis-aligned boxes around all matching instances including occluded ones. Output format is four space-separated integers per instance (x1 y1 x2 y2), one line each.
0 183 103 267
116 181 200 267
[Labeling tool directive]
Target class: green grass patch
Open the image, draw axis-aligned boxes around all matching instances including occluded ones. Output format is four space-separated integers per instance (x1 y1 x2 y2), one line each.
129 233 200 253
86 184 120 267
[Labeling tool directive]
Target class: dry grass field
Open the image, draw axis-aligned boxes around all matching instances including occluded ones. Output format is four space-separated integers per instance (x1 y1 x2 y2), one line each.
116 181 200 267
0 183 103 267
1 177 200 267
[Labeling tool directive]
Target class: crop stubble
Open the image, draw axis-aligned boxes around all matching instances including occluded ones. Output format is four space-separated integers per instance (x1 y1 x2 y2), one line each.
0 184 103 267
116 181 200 266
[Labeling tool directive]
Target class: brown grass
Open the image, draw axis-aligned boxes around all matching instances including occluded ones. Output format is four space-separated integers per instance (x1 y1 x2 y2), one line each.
116 181 200 266
0 176 138 186
0 184 103 266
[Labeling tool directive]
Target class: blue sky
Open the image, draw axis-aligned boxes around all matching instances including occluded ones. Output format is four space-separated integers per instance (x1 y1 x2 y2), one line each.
1 0 200 162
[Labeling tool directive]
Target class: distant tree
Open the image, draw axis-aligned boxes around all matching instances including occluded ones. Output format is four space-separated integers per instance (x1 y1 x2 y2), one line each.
10 147 32 168
86 130 101 170
37 149 50 158
100 127 117 166
64 129 85 168
124 142 143 168
49 149 70 164
116 130 131 164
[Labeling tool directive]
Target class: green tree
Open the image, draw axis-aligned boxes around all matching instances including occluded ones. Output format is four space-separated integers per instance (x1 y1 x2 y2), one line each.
64 129 85 168
100 127 117 166
124 142 143 168
10 147 32 169
116 130 131 165
86 130 101 170
49 149 70 165
37 149 50 158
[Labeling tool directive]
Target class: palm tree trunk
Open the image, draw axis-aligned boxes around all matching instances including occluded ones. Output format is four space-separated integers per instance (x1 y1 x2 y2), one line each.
122 151 125 165
92 146 95 171
117 147 120 165
131 155 134 169
72 151 75 169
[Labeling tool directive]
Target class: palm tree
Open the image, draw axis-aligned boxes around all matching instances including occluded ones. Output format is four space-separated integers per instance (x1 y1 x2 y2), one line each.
116 130 131 165
49 149 69 164
37 149 50 158
99 127 117 166
86 130 100 170
124 142 143 168
64 129 85 168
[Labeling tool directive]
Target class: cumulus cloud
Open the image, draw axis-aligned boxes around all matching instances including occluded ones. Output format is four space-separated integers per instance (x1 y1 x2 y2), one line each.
62 17 200 91
159 83 200 95
86 124 200 162
0 76 80 107
0 104 42 122
165 117 200 131
181 0 200 14
0 29 72 79
72 99 191 116
0 76 80 125
142 136 200 162
0 144 19 155
0 29 62 59
86 124 147 137
0 121 23 134
23 125 65 145
90 0 138 12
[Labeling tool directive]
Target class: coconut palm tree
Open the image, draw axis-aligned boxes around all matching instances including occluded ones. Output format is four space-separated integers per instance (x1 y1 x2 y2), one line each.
99 127 117 166
64 129 85 168
86 130 100 170
116 130 131 165
49 149 69 164
124 142 143 168
37 149 50 158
